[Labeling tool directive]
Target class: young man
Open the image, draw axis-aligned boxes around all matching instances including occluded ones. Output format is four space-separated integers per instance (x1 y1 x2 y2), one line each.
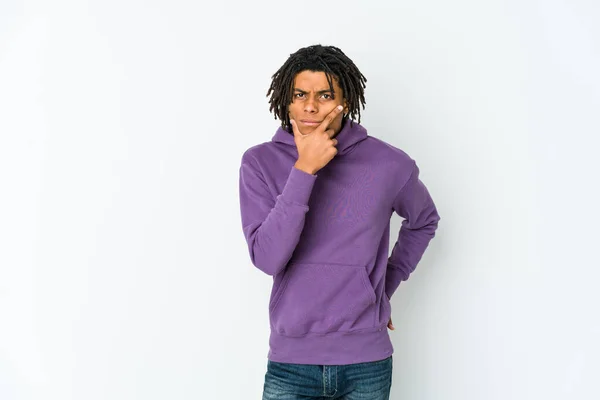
239 44 440 399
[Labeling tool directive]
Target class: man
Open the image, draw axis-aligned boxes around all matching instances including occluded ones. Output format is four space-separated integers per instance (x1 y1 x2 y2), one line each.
239 44 440 399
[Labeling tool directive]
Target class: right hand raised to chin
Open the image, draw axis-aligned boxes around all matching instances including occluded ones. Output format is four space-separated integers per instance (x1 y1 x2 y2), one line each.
291 105 344 175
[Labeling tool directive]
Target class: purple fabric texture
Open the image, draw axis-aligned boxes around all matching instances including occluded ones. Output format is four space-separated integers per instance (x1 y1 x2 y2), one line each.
239 120 440 365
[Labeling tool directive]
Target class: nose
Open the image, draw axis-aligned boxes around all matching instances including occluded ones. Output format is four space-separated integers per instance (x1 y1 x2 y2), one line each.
304 96 318 113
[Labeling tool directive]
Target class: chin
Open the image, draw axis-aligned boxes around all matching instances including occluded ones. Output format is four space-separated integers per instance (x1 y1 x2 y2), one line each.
300 126 318 133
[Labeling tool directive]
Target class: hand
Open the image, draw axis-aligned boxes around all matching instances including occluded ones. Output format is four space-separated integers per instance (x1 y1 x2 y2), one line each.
291 105 343 175
388 317 395 330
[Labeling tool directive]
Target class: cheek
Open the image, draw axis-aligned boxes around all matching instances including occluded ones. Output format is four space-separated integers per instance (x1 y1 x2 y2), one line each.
288 103 299 116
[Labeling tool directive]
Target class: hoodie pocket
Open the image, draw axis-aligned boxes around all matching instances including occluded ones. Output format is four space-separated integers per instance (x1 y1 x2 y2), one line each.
269 263 377 336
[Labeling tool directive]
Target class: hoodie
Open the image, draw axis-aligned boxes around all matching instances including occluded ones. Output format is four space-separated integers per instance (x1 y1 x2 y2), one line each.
239 119 440 365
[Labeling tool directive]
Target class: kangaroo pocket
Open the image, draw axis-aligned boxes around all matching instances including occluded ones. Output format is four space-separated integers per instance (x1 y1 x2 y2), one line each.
269 262 377 336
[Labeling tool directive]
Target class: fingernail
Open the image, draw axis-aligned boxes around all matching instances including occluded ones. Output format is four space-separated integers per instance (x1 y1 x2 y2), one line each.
337 105 343 111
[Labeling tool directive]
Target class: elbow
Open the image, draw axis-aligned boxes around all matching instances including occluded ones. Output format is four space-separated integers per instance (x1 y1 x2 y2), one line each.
243 223 293 276
429 213 440 233
243 225 283 276
248 247 286 276
424 206 441 234
407 207 440 236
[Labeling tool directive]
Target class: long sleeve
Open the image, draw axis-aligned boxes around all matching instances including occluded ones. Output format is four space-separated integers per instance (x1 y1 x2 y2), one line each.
239 158 317 276
385 161 441 300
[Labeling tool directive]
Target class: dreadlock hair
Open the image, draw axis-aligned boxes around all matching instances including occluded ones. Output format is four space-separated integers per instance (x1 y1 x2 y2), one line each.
266 44 367 132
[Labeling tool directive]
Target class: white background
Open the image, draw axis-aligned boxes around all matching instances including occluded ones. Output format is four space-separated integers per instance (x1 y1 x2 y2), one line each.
1 1 599 399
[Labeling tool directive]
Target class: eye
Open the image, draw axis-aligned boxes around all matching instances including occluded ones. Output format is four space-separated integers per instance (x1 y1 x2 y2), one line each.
321 93 332 99
294 93 305 98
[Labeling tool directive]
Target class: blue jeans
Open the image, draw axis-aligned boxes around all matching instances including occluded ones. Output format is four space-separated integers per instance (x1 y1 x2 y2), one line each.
262 355 393 399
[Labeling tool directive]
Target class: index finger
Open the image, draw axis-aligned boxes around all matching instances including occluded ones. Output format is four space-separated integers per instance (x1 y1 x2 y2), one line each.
318 105 343 136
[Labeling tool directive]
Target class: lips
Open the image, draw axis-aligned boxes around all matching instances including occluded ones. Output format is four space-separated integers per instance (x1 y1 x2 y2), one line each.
300 120 321 126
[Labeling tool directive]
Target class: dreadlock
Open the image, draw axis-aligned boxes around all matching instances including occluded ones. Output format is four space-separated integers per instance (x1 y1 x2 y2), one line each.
266 44 367 132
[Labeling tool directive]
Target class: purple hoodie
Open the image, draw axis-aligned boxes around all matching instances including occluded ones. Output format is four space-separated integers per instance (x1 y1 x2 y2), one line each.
239 120 440 365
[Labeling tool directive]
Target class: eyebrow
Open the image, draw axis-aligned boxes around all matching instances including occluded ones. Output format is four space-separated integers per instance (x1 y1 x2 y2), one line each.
293 88 334 94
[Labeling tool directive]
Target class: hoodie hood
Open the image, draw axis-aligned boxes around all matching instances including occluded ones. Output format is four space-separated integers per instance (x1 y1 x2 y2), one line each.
271 119 369 156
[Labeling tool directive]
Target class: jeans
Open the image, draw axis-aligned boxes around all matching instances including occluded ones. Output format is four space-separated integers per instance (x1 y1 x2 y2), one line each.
262 355 393 400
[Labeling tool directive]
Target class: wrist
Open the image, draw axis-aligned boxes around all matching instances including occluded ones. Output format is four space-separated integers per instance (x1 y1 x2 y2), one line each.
294 161 316 175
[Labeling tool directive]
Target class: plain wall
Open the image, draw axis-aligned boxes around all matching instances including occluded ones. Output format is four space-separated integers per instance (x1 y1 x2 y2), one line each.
1 0 599 399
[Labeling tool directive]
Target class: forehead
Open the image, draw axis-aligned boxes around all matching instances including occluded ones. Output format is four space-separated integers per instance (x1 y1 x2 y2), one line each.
293 70 341 91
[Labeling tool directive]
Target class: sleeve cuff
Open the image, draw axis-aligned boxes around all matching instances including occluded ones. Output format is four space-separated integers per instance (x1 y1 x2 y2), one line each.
280 166 317 206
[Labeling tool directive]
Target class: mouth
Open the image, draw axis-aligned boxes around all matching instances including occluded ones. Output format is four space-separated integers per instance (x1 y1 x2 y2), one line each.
300 120 322 126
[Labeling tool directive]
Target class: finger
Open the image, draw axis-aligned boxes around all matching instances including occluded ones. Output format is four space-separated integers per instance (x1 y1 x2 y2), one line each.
290 119 305 137
324 128 335 138
318 105 343 134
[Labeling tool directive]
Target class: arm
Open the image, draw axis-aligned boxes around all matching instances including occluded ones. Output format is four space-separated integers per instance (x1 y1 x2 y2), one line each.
385 161 441 300
239 157 317 276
